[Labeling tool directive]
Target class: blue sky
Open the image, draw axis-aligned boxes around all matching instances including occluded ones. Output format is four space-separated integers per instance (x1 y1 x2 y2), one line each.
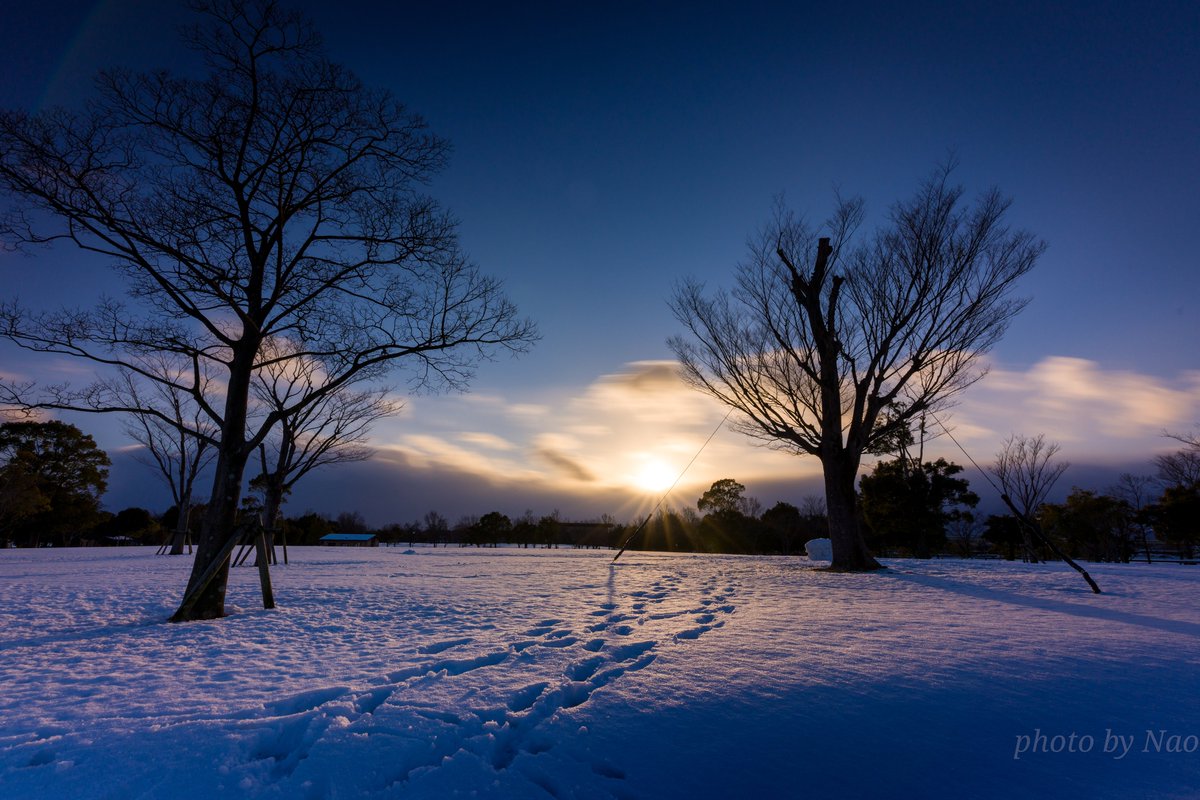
2 1 1198 524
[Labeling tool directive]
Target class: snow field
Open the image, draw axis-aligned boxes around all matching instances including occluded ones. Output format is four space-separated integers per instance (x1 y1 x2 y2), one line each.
1 547 1198 799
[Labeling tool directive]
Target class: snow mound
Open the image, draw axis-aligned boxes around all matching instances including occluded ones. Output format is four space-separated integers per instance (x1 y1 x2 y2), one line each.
805 537 832 561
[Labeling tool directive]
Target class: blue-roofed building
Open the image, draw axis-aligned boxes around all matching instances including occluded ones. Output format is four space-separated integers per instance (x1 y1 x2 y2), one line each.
319 533 378 547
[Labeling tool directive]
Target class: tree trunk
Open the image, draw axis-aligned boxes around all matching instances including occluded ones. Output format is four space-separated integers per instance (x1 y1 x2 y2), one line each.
913 528 931 560
171 345 255 622
1022 528 1040 563
823 456 882 571
264 485 284 539
171 447 248 620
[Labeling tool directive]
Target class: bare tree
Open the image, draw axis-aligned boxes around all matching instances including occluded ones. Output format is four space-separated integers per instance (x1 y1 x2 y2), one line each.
423 510 449 546
0 1 535 620
1167 430 1200 447
670 166 1043 570
946 513 984 558
799 495 827 520
119 361 219 555
1109 472 1156 563
1156 430 1200 488
991 433 1069 562
250 339 400 548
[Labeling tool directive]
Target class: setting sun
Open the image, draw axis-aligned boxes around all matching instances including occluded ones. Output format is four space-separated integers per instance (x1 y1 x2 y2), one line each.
633 458 679 494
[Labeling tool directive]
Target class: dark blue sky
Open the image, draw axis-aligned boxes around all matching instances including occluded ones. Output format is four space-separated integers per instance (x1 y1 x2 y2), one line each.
2 1 1198 523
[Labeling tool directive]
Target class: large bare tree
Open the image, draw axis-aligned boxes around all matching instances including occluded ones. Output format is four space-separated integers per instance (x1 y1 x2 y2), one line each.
0 0 535 619
670 167 1043 570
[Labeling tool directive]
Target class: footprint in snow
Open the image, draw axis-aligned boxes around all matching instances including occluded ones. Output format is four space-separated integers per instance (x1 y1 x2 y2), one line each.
261 685 350 717
508 682 549 712
566 655 606 682
417 636 473 654
353 686 392 715
675 625 711 640
537 635 578 649
606 640 655 661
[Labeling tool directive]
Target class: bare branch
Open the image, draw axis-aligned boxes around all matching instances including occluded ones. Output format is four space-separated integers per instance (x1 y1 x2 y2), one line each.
991 433 1069 516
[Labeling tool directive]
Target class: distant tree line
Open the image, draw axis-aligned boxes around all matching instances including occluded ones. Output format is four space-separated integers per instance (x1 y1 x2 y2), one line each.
598 428 1200 562
3 417 1197 565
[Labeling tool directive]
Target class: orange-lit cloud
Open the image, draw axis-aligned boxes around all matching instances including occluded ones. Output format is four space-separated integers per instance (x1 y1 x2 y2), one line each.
371 361 813 513
927 356 1200 464
369 356 1200 516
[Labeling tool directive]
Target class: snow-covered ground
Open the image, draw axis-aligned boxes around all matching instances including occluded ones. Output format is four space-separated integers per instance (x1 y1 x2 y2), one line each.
1 547 1198 799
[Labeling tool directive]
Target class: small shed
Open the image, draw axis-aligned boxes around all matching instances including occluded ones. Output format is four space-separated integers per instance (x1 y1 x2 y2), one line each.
319 533 378 548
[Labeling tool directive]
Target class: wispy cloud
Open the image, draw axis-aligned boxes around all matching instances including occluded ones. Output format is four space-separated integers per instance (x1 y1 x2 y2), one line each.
368 356 1200 516
533 446 597 482
370 361 809 507
458 432 517 451
931 356 1200 463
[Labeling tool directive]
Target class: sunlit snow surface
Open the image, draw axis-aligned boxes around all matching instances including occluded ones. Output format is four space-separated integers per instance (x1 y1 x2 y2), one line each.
2 547 1199 799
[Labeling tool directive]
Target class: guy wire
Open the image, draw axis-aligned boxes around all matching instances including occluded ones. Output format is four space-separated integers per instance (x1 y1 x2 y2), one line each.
611 407 735 563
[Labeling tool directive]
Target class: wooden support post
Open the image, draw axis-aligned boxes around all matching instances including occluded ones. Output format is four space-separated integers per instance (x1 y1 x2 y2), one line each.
233 535 255 567
612 514 652 563
254 530 275 609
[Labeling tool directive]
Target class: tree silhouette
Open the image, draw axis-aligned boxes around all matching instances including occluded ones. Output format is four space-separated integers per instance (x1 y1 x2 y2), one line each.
1156 430 1200 488
1109 472 1156 563
860 457 978 558
1040 488 1133 563
991 433 1068 562
471 511 511 547
670 165 1042 570
0 420 110 547
249 338 400 550
1148 484 1200 559
697 478 747 515
0 1 535 620
117 360 219 555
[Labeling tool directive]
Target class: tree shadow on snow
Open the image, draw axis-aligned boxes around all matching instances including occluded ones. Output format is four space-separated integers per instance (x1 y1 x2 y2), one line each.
880 569 1200 640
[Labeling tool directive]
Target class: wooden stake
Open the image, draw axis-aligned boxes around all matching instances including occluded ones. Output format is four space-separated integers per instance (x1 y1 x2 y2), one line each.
254 530 275 609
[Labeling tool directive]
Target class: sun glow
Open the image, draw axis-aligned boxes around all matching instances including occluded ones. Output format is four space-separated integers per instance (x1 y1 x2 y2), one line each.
632 458 679 494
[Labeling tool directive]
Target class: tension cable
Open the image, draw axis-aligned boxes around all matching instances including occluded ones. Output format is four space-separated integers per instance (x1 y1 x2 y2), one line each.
927 411 1100 594
611 407 734 563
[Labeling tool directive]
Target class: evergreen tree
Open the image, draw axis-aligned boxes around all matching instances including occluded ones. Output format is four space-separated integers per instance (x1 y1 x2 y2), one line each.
0 421 110 547
860 457 978 558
